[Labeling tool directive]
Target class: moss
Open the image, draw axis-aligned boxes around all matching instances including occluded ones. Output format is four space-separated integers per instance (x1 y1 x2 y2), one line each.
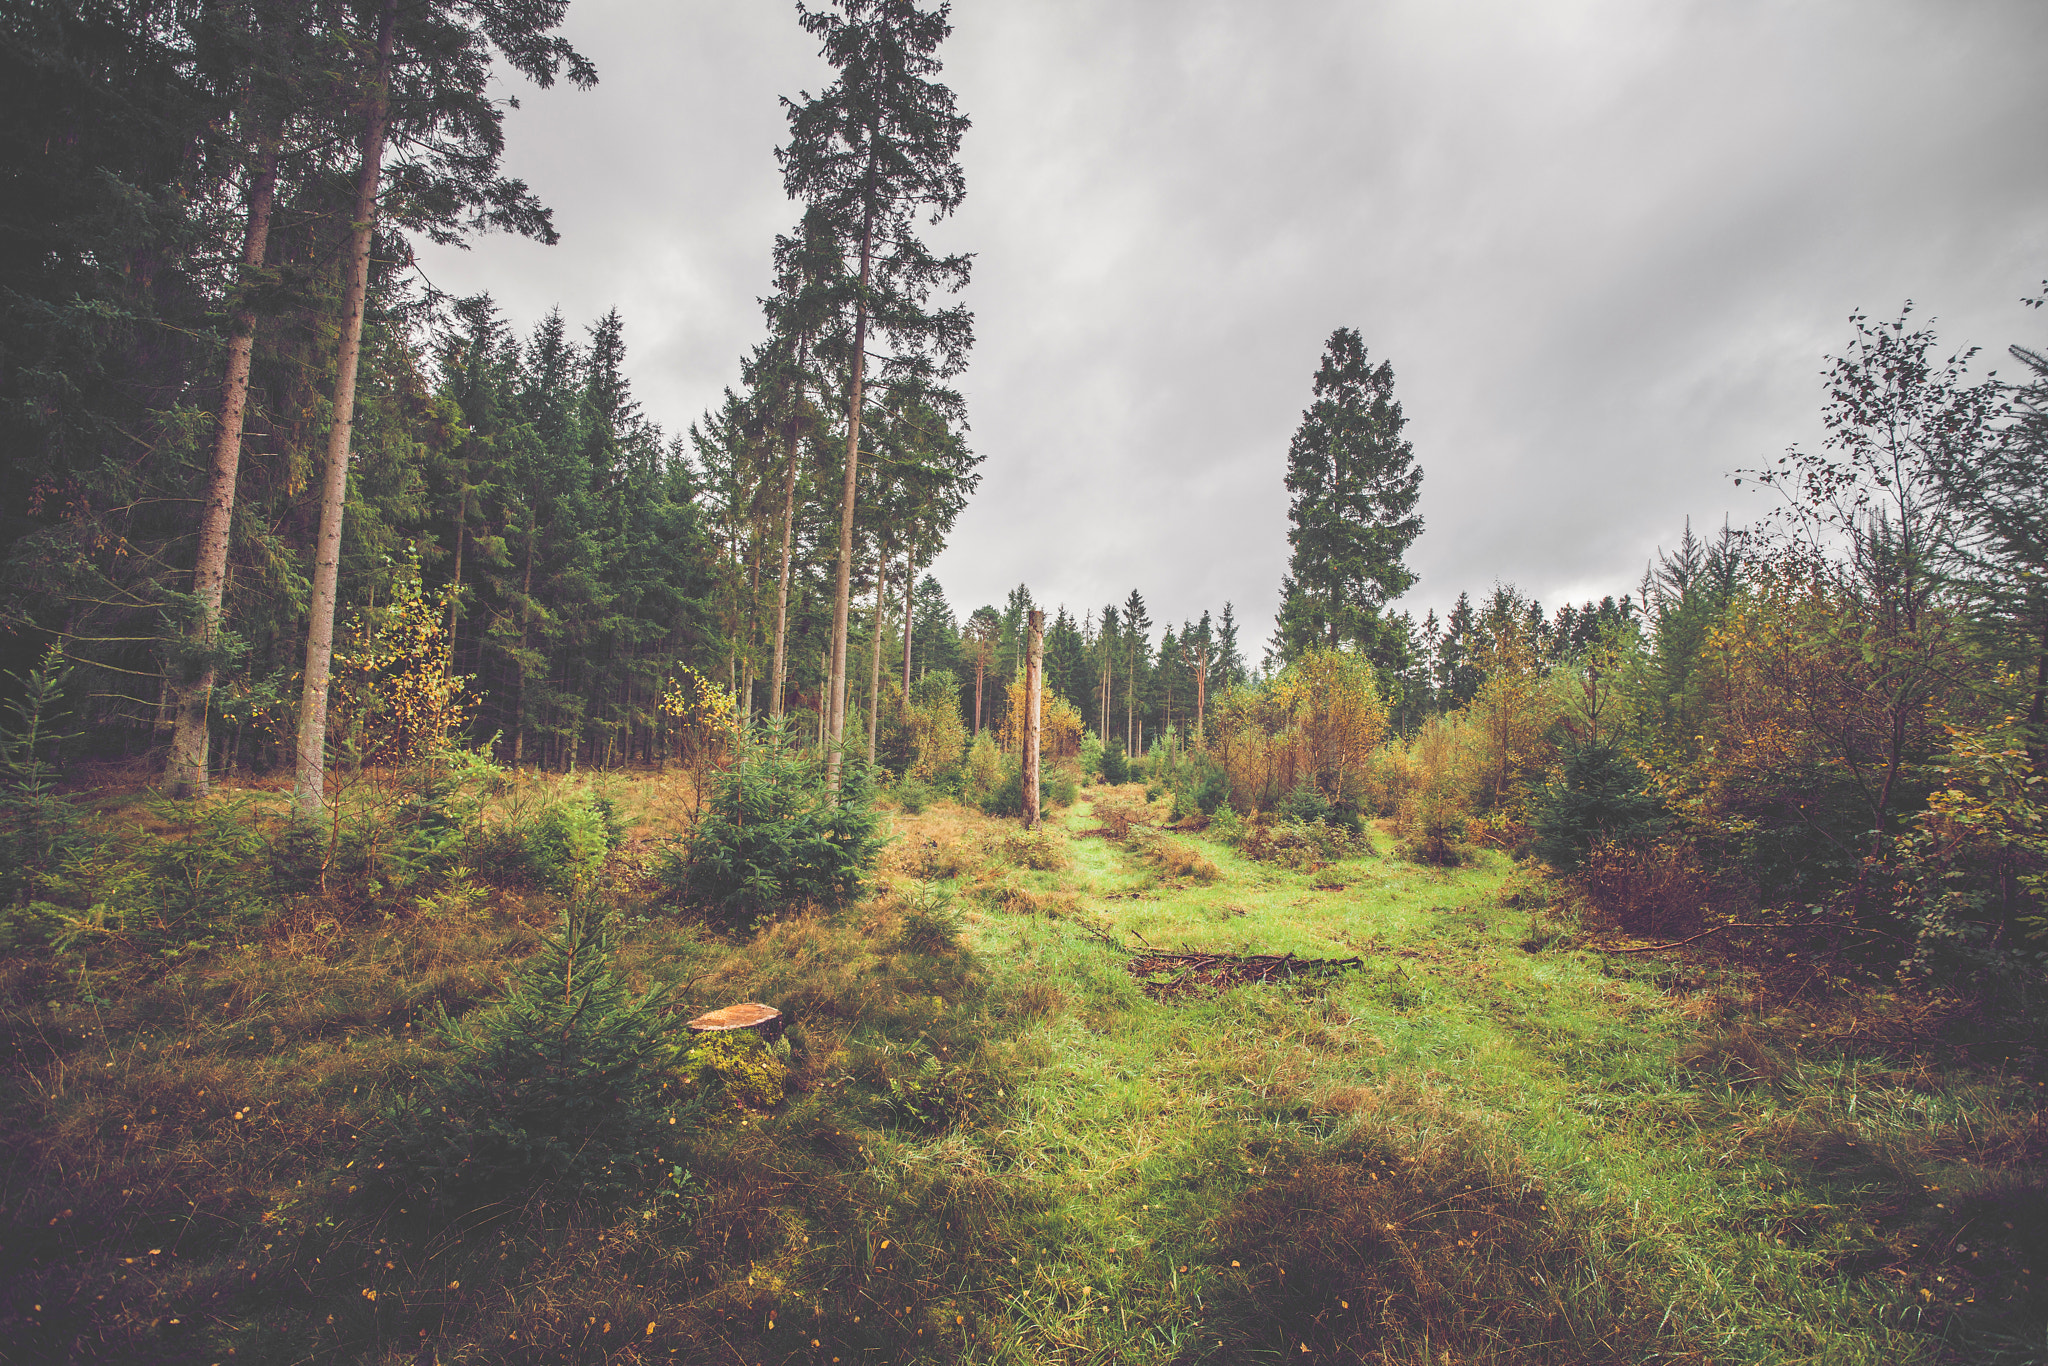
683 1031 790 1110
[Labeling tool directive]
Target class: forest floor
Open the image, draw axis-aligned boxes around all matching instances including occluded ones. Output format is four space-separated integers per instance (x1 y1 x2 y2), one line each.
3 775 2044 1364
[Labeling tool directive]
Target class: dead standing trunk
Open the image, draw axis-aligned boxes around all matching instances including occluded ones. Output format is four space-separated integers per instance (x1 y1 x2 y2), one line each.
1024 609 1043 829
166 130 280 799
292 0 398 820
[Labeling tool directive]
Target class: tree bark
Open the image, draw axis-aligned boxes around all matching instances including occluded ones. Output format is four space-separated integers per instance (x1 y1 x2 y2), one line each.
899 534 916 696
1024 609 1044 829
769 345 805 719
167 129 279 799
825 185 876 792
292 0 397 820
866 553 885 766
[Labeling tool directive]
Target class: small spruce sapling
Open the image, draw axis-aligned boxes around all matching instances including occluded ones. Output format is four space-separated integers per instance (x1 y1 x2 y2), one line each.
371 902 683 1207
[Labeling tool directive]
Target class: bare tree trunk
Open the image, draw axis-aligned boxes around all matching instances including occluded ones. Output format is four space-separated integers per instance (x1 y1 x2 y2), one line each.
292 0 397 820
899 534 916 696
511 523 535 764
769 349 804 718
826 194 876 791
1196 643 1208 744
1024 609 1044 829
167 130 279 799
866 558 885 766
974 640 986 735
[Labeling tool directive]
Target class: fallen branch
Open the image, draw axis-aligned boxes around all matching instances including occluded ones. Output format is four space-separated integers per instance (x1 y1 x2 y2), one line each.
1590 919 1908 955
1126 950 1364 1001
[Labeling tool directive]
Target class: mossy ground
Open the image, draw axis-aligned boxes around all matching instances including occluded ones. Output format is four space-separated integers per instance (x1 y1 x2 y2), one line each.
2 774 2042 1363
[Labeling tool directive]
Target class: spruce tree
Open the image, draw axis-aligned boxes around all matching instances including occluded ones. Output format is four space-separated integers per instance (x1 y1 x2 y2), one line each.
1274 327 1424 665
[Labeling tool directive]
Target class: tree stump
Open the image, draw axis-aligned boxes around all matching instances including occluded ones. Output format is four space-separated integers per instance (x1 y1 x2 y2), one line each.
685 1002 785 1044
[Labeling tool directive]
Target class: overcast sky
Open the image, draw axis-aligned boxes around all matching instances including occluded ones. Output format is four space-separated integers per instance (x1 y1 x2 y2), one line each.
416 0 2048 653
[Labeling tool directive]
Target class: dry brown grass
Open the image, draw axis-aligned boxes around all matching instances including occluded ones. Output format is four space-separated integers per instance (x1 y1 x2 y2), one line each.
1208 1077 1673 1364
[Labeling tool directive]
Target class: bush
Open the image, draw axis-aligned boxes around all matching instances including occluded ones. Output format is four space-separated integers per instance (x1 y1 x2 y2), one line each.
981 756 1051 818
1531 742 1663 872
669 721 884 929
960 731 1003 807
57 801 267 956
523 788 627 894
1098 739 1130 785
369 904 684 1208
0 646 88 928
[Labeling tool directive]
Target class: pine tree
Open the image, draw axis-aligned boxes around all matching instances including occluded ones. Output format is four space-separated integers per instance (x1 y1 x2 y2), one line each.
293 0 594 817
1274 327 1424 665
778 0 973 791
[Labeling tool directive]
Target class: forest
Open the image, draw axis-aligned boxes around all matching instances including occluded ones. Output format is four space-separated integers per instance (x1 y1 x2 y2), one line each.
2 1 2044 1364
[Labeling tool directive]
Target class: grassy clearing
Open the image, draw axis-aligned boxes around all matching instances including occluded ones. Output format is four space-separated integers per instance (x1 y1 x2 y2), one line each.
2 774 2042 1363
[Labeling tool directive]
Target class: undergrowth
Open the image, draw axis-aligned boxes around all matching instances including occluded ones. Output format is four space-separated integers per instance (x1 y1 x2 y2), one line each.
0 773 2041 1364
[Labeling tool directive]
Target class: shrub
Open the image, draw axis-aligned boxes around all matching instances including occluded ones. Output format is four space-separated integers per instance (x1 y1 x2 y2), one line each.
960 731 1003 807
369 904 683 1208
1079 730 1104 783
57 801 267 956
669 721 884 929
681 1031 789 1110
1531 742 1664 872
981 756 1050 817
0 646 88 926
523 788 627 895
1045 761 1081 808
1098 739 1130 785
996 827 1068 871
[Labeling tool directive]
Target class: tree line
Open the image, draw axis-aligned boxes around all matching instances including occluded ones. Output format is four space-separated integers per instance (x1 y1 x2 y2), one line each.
0 0 990 805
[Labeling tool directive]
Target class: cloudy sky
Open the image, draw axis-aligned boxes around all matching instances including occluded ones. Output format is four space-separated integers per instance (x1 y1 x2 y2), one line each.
416 0 2048 652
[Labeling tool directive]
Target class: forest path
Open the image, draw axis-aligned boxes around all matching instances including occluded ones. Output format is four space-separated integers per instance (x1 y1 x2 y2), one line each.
925 787 1967 1365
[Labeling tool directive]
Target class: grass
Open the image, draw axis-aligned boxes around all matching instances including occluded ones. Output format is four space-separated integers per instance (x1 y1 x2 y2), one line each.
1 772 2042 1363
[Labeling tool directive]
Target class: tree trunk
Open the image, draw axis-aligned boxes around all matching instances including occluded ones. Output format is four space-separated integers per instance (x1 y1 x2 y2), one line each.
769 349 804 719
1024 609 1044 829
167 129 279 799
974 641 985 735
899 534 916 696
866 554 885 766
292 0 397 820
826 188 876 791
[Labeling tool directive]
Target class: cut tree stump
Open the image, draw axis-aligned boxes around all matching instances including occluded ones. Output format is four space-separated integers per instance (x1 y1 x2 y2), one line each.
686 1002 785 1043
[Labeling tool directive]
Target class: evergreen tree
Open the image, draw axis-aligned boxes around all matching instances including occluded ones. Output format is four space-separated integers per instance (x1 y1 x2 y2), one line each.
1274 327 1423 664
778 0 973 790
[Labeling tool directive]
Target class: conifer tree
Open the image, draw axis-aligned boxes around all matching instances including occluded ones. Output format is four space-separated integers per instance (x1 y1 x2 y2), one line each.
1274 327 1424 666
292 0 595 817
778 0 973 791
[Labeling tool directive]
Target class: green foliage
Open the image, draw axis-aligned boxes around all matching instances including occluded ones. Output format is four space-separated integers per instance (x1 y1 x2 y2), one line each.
0 646 88 925
520 787 627 895
671 721 884 928
1275 327 1424 663
58 801 267 958
980 755 1050 818
369 905 680 1208
959 730 1002 807
681 1032 790 1110
1079 730 1104 783
1097 738 1130 785
1531 742 1665 872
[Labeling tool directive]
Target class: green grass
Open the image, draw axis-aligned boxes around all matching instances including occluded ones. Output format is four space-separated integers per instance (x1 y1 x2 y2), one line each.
2 775 2040 1363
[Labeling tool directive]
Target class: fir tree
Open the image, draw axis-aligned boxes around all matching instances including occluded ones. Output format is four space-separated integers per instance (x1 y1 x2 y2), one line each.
1274 327 1424 665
